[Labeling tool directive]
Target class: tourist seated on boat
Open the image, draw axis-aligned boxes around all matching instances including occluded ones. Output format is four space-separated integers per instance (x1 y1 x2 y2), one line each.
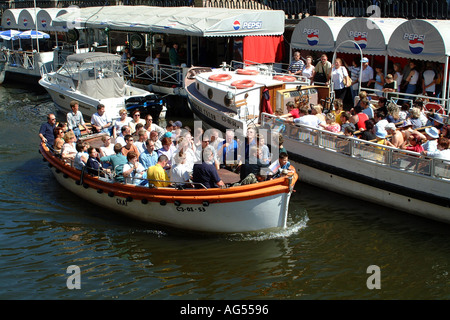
192 148 225 189
375 127 388 146
310 104 326 123
350 106 369 131
321 113 341 133
150 130 162 150
53 127 65 155
144 114 165 138
169 150 192 187
196 134 220 170
408 107 423 129
360 98 375 119
113 108 131 139
39 113 56 147
278 101 300 119
61 131 77 163
331 98 344 125
91 104 112 135
175 134 196 171
122 134 140 158
358 119 376 141
412 99 429 127
340 112 355 134
422 137 450 160
385 123 404 148
426 112 445 130
74 141 89 170
100 143 128 183
123 151 147 185
134 129 148 155
147 154 170 188
400 133 425 153
56 122 69 135
129 110 145 134
239 145 271 182
269 152 295 179
157 136 176 169
86 147 106 177
115 125 131 147
422 127 440 153
99 135 115 159
67 100 89 139
373 110 388 133
441 124 450 139
285 106 323 129
217 130 239 169
139 139 158 170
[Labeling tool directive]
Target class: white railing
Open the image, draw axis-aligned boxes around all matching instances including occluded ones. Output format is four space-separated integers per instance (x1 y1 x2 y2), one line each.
123 61 183 87
261 113 450 180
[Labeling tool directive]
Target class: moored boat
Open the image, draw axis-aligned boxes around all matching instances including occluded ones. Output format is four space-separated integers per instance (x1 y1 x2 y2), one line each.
185 63 450 224
39 52 166 122
39 134 298 234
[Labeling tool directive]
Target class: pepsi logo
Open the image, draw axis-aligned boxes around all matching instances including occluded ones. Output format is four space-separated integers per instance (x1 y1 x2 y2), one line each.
307 33 319 46
403 33 425 55
23 18 28 26
354 35 368 49
41 19 47 27
233 21 240 31
6 18 11 26
409 39 424 54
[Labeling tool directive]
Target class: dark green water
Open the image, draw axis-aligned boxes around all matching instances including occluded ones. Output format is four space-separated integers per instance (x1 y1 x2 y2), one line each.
0 82 449 301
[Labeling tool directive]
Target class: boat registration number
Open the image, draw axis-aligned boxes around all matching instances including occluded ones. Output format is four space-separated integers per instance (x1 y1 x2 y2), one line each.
176 206 206 213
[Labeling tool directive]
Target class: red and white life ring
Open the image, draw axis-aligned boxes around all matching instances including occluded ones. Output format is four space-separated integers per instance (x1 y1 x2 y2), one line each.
236 69 259 76
273 75 297 82
208 74 232 82
231 80 255 89
425 103 445 114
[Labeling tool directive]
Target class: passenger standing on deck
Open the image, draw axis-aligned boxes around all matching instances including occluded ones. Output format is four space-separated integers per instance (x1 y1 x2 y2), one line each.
313 54 332 84
169 43 180 66
91 104 112 135
302 56 315 83
349 57 361 104
67 101 89 139
288 51 304 76
330 58 349 101
39 113 56 146
217 130 239 168
359 57 373 90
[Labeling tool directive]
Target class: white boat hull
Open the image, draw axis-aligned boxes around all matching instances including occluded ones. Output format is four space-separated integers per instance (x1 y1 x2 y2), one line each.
50 166 292 233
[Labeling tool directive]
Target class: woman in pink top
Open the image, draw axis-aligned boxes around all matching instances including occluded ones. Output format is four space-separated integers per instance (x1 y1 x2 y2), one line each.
321 113 341 133
402 134 424 153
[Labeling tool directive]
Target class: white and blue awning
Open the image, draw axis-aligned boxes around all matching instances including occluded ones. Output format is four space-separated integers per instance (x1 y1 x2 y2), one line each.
52 5 285 37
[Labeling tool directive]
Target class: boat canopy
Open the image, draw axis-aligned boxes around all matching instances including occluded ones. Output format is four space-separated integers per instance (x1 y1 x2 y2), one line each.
52 5 285 37
1 9 24 29
17 8 41 30
290 16 353 52
66 52 121 64
335 17 407 55
387 19 450 63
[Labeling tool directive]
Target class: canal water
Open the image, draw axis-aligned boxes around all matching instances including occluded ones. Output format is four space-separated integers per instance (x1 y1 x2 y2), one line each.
0 82 449 302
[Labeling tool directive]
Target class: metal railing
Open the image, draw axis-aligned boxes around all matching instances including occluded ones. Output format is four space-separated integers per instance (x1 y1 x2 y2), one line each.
261 112 450 180
123 60 183 88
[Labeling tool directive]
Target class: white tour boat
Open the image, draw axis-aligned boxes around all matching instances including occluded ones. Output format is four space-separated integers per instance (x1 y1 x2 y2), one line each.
39 52 166 121
185 63 450 225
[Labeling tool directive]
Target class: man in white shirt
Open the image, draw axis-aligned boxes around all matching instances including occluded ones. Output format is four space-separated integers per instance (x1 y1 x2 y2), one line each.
67 100 89 138
360 57 374 89
422 63 436 97
287 106 323 128
91 104 112 135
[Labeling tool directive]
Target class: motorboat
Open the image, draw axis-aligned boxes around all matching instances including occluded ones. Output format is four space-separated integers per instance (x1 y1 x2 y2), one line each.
39 133 298 234
185 62 450 225
39 52 166 122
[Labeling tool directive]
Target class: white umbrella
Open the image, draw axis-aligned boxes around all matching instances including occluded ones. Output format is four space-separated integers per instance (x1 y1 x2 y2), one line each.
18 30 50 39
0 29 22 40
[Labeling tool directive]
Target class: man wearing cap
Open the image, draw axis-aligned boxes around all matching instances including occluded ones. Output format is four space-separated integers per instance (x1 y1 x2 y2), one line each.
422 127 440 153
360 57 373 89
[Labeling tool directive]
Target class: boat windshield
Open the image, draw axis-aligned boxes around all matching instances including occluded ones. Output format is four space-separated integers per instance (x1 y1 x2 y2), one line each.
57 59 124 81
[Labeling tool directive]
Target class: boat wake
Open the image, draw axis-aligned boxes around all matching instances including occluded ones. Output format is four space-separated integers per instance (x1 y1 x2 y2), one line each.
226 210 309 242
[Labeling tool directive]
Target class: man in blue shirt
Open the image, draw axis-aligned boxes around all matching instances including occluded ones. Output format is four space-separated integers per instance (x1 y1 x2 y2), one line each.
39 113 56 147
139 140 158 169
217 130 239 168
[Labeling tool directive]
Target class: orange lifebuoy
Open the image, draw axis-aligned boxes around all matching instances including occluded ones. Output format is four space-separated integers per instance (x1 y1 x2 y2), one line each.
273 75 297 82
208 74 232 82
231 80 255 89
425 103 445 114
236 69 259 76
